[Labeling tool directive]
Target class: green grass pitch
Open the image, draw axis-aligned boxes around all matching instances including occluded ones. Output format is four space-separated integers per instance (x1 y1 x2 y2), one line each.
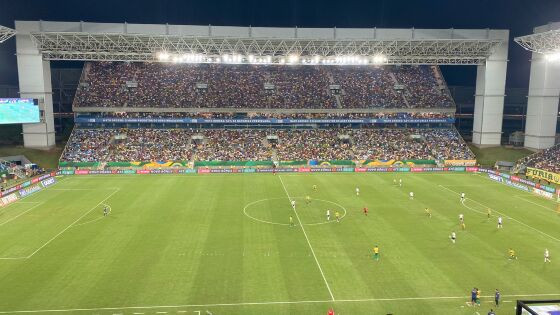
0 172 558 314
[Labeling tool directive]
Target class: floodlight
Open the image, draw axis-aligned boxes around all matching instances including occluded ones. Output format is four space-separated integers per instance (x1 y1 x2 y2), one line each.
372 54 388 64
288 54 299 63
157 51 170 61
545 52 560 62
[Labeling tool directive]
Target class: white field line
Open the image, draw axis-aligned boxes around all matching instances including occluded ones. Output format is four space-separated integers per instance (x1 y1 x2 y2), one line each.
278 175 335 301
514 195 556 213
72 203 112 228
24 188 120 259
0 202 44 227
438 185 560 243
0 293 558 313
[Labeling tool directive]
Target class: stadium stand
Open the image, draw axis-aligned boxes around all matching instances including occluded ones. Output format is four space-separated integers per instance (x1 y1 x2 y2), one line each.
61 128 473 163
518 143 560 173
74 62 454 109
63 61 471 165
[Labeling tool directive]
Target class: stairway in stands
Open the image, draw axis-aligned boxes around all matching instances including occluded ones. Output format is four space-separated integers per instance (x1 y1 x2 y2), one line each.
388 71 411 108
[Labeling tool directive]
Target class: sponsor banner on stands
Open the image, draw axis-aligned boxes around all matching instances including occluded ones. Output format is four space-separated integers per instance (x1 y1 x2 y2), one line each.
411 168 424 172
298 168 311 173
365 167 391 172
444 160 477 166
354 168 367 172
41 177 56 187
210 168 242 173
136 170 151 174
243 168 256 173
0 193 18 207
518 177 536 187
31 178 40 184
88 170 116 175
75 170 90 175
197 168 211 174
58 170 75 175
117 170 136 174
533 187 554 199
422 167 445 172
448 167 466 172
18 184 42 197
21 181 31 188
256 168 296 173
488 174 503 182
178 169 196 174
526 167 560 185
505 179 530 192
76 117 455 125
1 185 21 197
342 167 355 172
149 169 176 174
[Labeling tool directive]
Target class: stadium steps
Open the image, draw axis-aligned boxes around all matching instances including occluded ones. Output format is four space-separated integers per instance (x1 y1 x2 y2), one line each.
388 72 411 108
432 65 457 108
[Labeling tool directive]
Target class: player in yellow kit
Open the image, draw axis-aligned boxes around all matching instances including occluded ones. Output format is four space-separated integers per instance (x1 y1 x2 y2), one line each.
335 211 340 222
373 245 380 261
487 208 492 218
509 248 517 260
305 195 311 205
425 207 432 218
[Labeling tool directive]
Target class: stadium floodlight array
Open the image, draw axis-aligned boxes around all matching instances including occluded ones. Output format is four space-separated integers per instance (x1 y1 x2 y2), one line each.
156 51 387 65
0 25 16 43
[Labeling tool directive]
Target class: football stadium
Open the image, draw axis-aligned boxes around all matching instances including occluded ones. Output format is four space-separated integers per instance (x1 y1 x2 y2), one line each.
0 1 560 314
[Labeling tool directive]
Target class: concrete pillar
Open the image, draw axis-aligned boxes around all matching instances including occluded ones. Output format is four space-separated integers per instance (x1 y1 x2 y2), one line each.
524 47 560 149
472 35 509 147
15 21 56 149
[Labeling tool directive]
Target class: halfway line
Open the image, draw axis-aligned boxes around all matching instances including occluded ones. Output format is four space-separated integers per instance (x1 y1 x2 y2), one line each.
278 175 335 301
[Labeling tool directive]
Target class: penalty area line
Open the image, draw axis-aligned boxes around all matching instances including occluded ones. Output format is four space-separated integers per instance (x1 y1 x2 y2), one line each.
438 185 560 243
0 293 559 313
24 188 120 259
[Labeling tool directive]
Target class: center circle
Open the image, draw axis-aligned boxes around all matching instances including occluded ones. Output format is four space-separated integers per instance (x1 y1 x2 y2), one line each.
243 197 347 226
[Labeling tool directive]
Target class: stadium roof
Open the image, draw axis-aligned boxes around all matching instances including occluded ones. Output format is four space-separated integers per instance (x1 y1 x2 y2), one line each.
17 21 508 65
514 22 560 54
0 25 16 43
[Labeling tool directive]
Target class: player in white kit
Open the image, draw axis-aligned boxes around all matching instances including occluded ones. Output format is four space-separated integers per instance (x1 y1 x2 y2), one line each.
450 231 456 244
356 187 360 196
409 191 414 200
459 214 464 223
460 192 465 202
326 209 331 221
291 200 296 210
497 216 503 228
545 249 551 263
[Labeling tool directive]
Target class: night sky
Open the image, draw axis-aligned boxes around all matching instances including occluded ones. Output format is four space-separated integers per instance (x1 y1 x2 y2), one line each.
1 0 560 88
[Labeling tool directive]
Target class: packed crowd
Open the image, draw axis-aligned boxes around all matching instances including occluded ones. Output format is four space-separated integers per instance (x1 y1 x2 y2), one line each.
74 62 455 109
62 127 473 162
78 111 454 120
195 130 271 161
519 144 560 173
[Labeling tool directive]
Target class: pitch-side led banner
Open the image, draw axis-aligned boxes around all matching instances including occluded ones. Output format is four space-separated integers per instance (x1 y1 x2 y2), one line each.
444 160 477 166
526 167 560 185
